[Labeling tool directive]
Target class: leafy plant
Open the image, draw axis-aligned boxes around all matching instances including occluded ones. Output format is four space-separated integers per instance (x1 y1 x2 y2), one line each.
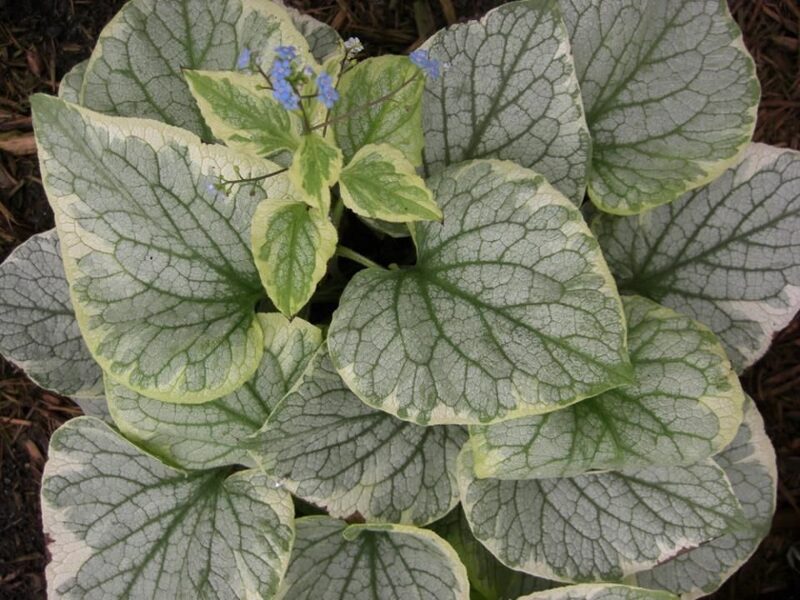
0 0 794 598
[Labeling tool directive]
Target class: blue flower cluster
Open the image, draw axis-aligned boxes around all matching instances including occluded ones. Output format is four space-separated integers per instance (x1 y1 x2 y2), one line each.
317 72 339 109
271 46 300 110
409 49 441 79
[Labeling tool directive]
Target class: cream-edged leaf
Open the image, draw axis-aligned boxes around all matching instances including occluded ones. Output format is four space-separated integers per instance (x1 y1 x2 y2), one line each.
561 0 759 214
108 314 321 470
42 417 294 599
0 229 102 398
276 517 469 599
80 0 311 138
421 0 590 204
471 295 744 478
519 584 677 600
339 144 442 223
328 160 631 425
185 70 303 160
288 133 343 213
633 396 777 599
593 143 800 372
333 55 425 165
251 199 337 317
32 95 288 403
458 446 745 582
252 350 466 525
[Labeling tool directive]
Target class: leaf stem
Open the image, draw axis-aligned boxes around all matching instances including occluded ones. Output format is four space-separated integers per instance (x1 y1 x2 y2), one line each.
335 246 383 270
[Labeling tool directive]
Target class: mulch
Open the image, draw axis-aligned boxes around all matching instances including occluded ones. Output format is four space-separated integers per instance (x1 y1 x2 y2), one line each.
0 1 798 598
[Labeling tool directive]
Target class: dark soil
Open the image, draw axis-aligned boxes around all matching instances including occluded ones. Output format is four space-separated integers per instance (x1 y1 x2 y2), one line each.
0 1 798 599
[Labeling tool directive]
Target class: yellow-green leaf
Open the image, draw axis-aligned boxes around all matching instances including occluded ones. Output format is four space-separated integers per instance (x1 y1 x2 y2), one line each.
333 55 425 165
185 70 302 160
251 198 337 317
288 133 343 212
339 144 441 223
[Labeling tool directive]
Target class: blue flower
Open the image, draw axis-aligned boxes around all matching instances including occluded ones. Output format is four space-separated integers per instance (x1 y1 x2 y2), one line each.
316 72 339 109
236 47 251 70
273 80 300 110
276 45 297 61
271 58 292 81
409 49 440 79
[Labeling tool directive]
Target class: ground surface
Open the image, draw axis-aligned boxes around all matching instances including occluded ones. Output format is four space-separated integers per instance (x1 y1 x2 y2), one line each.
0 1 798 598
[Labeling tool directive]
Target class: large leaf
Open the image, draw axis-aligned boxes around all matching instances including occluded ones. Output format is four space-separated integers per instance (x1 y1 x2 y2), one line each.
560 0 759 214
185 70 303 160
634 396 777 599
32 95 287 403
42 417 294 599
420 0 590 204
332 55 425 165
520 584 677 600
328 160 631 425
471 295 744 478
339 144 442 223
276 517 469 599
288 132 343 212
108 314 321 470
593 143 800 372
253 350 466 525
0 229 102 398
458 446 745 582
251 199 337 317
429 507 559 600
79 0 310 138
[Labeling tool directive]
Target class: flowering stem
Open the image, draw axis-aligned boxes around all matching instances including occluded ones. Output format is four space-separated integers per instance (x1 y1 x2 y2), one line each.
311 73 420 132
335 246 384 270
291 80 313 134
255 65 274 90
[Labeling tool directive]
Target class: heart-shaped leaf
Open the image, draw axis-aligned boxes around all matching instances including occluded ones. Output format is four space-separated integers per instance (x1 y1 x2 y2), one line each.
0 229 102 399
42 417 294 599
252 350 466 525
276 517 469 599
633 396 777 598
32 95 288 403
471 295 744 478
421 0 590 204
108 314 321 470
593 143 800 372
328 160 631 425
458 446 745 582
561 0 759 214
